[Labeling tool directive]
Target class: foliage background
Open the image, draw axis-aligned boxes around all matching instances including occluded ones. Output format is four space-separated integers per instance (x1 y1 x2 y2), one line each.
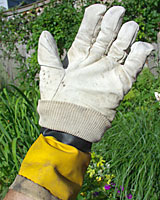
0 0 160 199
0 0 159 85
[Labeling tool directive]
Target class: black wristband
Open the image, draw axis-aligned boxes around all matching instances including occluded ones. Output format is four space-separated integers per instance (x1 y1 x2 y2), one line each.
40 127 92 153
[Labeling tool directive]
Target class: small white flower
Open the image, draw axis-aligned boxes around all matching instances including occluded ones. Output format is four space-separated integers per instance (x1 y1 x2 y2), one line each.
155 92 160 102
106 163 110 168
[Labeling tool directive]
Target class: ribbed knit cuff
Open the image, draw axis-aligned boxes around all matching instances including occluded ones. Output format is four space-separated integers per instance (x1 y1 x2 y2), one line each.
37 101 111 143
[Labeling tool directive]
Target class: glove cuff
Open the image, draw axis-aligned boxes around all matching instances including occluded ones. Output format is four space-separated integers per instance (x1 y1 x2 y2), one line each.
37 100 111 142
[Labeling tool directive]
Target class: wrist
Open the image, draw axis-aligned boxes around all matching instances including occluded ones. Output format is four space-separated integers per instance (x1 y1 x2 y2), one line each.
41 127 92 153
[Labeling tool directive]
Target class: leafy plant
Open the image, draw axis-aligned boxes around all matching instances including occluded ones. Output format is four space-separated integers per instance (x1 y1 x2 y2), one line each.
0 0 159 86
112 0 160 42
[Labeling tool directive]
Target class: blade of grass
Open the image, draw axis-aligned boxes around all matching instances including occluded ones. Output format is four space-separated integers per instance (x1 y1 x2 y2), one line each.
12 138 19 171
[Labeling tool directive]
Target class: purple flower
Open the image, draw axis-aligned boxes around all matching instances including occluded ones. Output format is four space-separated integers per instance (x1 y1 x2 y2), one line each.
104 185 111 190
127 194 132 199
117 190 121 194
120 186 124 191
93 192 99 197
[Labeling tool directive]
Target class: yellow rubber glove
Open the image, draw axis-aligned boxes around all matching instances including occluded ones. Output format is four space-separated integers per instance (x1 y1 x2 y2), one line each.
19 134 90 200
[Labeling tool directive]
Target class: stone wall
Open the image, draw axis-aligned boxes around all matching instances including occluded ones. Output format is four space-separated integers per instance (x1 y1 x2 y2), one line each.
0 0 47 88
0 43 32 88
145 32 160 78
0 49 18 88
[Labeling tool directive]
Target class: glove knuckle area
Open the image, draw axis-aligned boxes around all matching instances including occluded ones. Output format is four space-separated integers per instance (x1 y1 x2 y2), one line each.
114 65 133 94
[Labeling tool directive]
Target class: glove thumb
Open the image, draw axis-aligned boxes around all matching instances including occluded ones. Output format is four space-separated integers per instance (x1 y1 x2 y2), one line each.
38 31 63 69
38 31 64 100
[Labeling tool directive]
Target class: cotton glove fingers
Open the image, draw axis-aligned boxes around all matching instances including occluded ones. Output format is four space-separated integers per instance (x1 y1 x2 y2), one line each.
37 5 154 143
68 5 125 64
52 21 153 116
107 21 139 64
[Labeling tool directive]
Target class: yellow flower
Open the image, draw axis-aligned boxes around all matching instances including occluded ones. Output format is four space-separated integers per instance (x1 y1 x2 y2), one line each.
96 176 102 182
105 174 111 180
104 174 115 184
107 179 111 185
111 174 115 178
97 158 105 167
80 192 85 196
87 168 95 178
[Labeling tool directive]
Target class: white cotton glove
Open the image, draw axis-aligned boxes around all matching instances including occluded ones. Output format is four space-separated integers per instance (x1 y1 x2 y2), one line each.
37 4 154 143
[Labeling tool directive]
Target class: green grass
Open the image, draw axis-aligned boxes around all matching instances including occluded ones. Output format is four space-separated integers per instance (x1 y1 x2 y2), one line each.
0 84 40 199
0 68 160 199
92 108 160 199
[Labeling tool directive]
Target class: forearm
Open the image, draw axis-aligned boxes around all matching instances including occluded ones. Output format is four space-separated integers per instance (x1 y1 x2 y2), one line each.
4 189 32 200
6 175 58 200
